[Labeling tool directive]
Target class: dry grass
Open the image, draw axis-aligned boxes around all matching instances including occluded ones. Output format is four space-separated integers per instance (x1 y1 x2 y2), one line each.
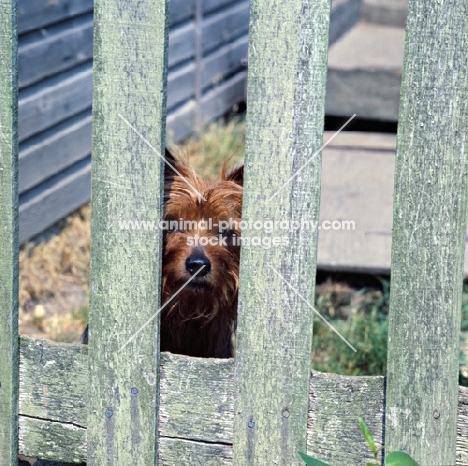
19 205 90 341
18 113 245 341
169 113 245 180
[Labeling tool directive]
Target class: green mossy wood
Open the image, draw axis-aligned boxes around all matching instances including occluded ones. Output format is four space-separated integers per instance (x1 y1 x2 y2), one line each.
16 338 468 464
385 0 468 464
0 1 18 465
88 0 169 464
233 0 331 464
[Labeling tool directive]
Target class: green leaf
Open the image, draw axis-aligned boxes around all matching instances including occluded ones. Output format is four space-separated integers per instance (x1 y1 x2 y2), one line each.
358 417 377 454
386 451 420 466
298 451 331 466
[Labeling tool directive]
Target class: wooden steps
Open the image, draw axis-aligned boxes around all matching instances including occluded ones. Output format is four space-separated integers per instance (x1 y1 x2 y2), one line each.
326 21 406 122
319 131 468 277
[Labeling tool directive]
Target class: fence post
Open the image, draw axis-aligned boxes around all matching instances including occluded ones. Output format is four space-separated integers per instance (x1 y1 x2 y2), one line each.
87 0 169 463
0 1 19 464
232 0 330 464
385 0 468 464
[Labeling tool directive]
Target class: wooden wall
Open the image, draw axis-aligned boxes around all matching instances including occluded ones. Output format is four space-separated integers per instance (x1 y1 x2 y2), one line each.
17 0 360 243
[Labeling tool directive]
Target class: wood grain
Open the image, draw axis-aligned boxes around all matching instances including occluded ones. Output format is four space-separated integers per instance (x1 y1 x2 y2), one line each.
17 339 468 464
17 0 93 35
232 0 331 464
87 0 169 463
385 0 468 463
18 14 93 88
19 156 91 243
0 1 19 463
18 63 93 143
19 110 91 193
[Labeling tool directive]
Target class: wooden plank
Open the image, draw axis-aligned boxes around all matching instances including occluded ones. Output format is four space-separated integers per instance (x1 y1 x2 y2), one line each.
19 157 91 243
18 62 92 142
203 0 240 15
385 0 468 463
232 0 330 464
201 1 249 56
0 1 19 464
200 71 246 127
88 0 169 464
168 22 196 68
17 0 93 35
167 62 196 109
20 427 233 466
458 389 468 465
18 417 86 464
362 0 409 28
19 337 87 426
169 0 195 26
326 22 405 121
19 110 91 193
16 339 468 463
307 372 385 465
159 438 232 465
17 337 87 462
201 36 248 91
159 354 234 443
328 0 362 45
165 99 197 143
18 14 93 88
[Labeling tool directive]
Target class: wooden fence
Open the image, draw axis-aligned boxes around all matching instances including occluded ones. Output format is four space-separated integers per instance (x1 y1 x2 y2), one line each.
16 0 363 246
1 0 468 464
16 0 251 244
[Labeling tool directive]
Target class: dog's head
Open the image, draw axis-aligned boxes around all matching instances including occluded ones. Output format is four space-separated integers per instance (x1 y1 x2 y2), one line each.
161 149 243 321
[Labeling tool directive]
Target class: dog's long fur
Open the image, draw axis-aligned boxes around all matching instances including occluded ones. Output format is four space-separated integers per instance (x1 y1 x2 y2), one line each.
82 149 243 359
160 149 243 358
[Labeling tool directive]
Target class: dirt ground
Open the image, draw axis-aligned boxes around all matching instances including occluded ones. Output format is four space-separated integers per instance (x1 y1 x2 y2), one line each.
19 205 90 342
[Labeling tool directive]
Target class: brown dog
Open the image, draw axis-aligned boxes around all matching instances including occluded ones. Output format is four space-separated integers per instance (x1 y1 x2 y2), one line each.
82 149 243 358
160 149 243 358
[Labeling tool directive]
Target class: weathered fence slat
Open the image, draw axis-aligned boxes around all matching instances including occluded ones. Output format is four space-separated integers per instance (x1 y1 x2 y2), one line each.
232 0 330 464
87 0 169 464
18 338 468 463
0 1 19 464
385 0 468 464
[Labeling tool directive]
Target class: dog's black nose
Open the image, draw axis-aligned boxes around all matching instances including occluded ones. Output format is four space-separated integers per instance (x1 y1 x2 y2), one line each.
186 255 211 276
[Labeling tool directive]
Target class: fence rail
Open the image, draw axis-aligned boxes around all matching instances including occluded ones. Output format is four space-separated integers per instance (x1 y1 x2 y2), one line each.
1 0 468 464
15 337 468 464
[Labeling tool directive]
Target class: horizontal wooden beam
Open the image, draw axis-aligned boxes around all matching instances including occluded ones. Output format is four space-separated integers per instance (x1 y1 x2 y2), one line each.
18 15 94 88
19 156 91 243
17 0 93 35
17 337 468 464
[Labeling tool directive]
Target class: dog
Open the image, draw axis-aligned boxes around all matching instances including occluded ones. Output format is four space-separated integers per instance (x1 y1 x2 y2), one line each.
160 149 243 357
82 149 243 358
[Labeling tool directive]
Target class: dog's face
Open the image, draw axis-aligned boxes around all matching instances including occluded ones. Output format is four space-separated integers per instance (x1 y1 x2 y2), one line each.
82 149 242 354
161 149 243 321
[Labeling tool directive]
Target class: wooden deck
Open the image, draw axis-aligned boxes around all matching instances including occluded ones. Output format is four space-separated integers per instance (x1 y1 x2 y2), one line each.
319 131 468 276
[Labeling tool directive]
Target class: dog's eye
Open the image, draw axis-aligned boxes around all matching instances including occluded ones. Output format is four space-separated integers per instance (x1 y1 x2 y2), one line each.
166 221 181 233
219 229 235 239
